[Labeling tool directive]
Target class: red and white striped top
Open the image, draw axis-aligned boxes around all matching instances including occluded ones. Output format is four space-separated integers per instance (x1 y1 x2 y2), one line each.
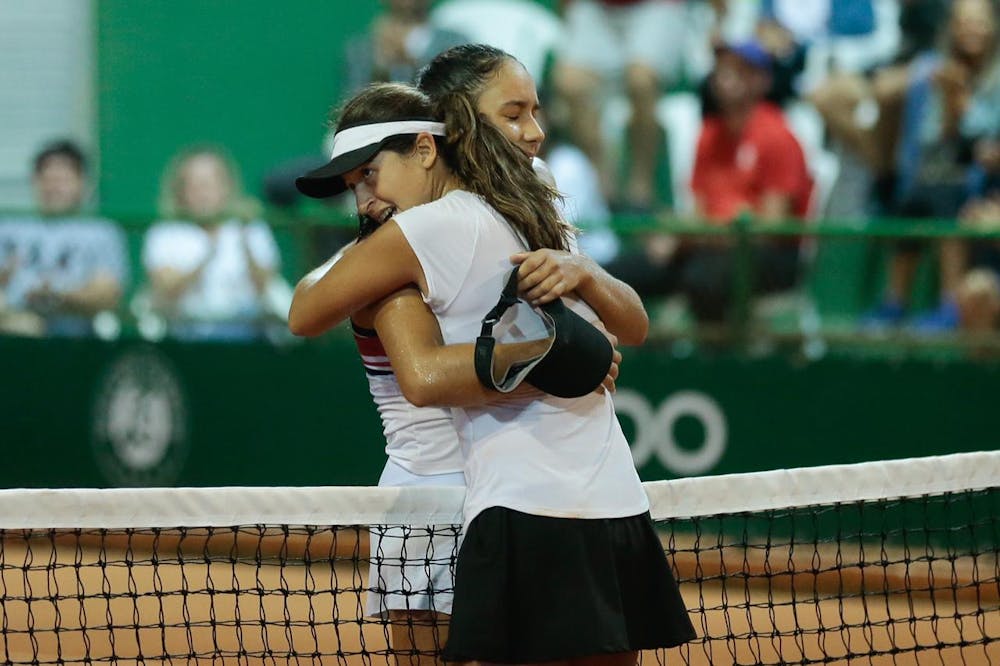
350 321 463 476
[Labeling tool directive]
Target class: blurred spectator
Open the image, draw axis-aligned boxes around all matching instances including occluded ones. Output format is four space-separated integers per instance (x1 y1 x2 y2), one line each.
858 0 998 330
342 0 469 95
0 140 127 338
806 1 909 223
264 0 467 258
949 198 1000 357
136 146 291 342
897 0 950 63
429 0 565 86
702 13 808 114
535 93 621 265
607 40 814 323
551 0 690 212
544 138 620 265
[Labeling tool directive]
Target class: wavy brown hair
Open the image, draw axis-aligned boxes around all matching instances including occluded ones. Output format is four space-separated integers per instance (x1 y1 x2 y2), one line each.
418 44 571 251
334 81 569 251
435 90 570 251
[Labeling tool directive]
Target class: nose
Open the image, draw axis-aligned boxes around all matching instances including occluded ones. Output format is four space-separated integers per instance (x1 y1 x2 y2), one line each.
354 184 375 218
524 116 545 150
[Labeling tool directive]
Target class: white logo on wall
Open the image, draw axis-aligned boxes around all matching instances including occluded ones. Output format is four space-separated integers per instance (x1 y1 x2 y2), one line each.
92 348 188 486
614 389 727 475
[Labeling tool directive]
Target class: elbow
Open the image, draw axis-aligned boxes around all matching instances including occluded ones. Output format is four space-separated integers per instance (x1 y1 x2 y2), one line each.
287 311 319 337
403 388 436 409
618 315 649 346
287 280 325 337
396 366 441 408
287 301 320 337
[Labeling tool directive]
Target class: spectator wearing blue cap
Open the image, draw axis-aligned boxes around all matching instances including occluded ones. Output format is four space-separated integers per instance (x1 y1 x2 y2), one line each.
608 37 814 324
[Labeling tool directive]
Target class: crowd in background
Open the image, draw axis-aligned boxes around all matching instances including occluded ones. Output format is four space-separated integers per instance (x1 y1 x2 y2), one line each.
1 0 999 345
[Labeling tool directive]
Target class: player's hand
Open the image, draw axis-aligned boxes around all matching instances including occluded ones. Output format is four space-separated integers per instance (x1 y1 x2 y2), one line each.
510 249 592 305
25 281 60 312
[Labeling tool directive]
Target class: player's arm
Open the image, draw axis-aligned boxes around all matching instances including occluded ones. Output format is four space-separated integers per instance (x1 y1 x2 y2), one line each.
288 220 424 337
510 249 649 345
374 288 620 407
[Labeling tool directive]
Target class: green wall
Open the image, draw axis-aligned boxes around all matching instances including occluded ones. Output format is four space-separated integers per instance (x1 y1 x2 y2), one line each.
2 335 996 489
96 1 380 217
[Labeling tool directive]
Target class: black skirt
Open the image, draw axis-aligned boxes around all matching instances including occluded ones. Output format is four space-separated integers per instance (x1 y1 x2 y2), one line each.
441 507 697 663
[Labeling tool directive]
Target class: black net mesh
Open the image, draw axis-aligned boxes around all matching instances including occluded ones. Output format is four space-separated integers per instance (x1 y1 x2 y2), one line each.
1 488 997 664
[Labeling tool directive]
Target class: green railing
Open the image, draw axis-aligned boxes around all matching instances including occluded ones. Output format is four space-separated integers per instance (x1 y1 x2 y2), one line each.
4 208 1000 360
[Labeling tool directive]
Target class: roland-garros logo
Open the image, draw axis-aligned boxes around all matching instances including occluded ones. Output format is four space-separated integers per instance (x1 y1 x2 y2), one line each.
92 347 188 486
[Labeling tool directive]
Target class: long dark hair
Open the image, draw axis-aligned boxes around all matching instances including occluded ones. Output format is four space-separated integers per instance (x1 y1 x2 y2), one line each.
417 44 571 251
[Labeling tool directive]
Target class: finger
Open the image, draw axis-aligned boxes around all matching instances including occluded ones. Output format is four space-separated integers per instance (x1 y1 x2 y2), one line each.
601 367 617 394
511 250 546 275
525 277 567 304
516 255 556 293
518 265 550 293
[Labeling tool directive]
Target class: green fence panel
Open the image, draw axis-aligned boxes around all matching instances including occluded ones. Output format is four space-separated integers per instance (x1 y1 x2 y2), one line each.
2 335 996 488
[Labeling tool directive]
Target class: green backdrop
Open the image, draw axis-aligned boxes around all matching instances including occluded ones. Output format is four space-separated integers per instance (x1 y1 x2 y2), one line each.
96 0 380 217
2 334 995 489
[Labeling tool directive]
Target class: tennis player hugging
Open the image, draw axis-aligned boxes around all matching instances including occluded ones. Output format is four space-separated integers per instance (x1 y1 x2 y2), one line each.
288 56 696 666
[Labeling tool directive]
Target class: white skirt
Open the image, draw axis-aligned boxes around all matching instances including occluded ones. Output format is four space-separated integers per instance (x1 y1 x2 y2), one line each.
365 460 466 618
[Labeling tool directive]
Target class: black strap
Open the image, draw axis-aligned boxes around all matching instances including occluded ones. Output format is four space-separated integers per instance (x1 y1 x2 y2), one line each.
474 267 523 391
477 266 522 338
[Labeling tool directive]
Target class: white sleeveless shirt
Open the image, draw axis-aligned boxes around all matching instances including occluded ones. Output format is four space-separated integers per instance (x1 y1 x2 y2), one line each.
351 321 464 476
395 190 649 528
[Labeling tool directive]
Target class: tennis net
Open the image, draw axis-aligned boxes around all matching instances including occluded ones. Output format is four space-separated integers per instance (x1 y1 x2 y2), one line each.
1 451 997 665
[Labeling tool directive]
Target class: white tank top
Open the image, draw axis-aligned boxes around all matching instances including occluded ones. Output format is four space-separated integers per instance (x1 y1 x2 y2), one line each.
395 190 649 528
351 321 463 476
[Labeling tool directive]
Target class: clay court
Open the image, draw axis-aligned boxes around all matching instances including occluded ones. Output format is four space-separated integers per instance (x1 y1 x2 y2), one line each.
2 530 997 665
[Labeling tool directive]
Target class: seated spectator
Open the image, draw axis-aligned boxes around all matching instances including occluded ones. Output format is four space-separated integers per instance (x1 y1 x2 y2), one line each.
534 100 621 265
956 268 1000 334
950 192 1000 336
544 138 620 265
343 0 469 95
0 140 127 338
264 0 469 259
701 13 808 116
860 0 998 330
607 40 814 324
551 0 690 212
137 146 291 342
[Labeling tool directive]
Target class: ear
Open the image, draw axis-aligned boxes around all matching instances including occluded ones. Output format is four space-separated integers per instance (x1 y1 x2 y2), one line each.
413 132 439 169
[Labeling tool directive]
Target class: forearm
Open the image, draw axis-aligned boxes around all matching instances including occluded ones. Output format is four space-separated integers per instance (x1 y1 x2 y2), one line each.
398 341 543 408
289 267 349 337
149 264 207 304
513 249 649 345
58 274 122 314
288 222 421 337
246 258 273 294
756 192 794 225
573 257 649 345
374 287 543 407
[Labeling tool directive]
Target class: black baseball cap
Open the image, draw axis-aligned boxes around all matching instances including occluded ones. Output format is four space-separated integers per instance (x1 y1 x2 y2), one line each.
295 119 446 198
475 266 614 399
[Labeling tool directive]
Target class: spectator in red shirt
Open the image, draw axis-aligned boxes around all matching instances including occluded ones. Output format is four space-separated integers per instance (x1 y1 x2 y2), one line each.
672 39 813 322
692 40 814 224
606 38 814 324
